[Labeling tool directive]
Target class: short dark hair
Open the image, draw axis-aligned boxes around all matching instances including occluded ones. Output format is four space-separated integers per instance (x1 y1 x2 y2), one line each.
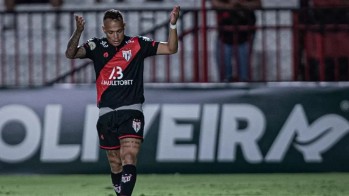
103 9 124 22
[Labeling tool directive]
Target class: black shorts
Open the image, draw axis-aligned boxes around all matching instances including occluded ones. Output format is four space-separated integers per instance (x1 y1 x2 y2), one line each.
96 110 144 150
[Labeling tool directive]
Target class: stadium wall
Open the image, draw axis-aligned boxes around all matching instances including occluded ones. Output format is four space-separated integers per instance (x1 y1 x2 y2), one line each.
0 83 349 174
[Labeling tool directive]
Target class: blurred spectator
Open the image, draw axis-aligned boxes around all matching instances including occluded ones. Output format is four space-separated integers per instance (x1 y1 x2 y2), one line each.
298 0 349 81
212 0 261 82
3 0 63 30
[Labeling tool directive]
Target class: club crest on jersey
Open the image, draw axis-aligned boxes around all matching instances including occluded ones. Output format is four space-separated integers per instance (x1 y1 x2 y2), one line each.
132 119 141 132
122 50 132 62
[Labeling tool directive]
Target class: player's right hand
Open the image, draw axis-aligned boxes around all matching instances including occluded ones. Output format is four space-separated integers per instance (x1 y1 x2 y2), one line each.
74 15 85 32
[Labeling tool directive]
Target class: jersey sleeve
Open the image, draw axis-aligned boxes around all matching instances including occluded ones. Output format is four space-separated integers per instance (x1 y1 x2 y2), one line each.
81 37 99 59
138 36 160 57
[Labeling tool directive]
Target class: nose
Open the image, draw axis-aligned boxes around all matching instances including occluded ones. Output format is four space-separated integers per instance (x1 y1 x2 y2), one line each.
113 32 118 39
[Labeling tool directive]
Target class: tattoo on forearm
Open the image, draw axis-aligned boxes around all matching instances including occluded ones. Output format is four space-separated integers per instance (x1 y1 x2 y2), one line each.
66 31 82 58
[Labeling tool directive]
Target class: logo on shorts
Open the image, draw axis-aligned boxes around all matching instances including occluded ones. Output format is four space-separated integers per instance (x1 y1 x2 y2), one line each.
122 174 132 183
132 119 141 133
114 185 121 194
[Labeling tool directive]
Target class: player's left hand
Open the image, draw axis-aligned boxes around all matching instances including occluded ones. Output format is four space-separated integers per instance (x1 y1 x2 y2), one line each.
170 5 180 25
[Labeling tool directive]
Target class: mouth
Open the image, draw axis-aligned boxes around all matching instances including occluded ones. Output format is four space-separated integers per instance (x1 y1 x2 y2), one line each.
113 41 120 46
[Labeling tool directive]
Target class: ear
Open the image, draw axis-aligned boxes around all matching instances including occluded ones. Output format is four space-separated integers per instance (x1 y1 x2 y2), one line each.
102 25 106 33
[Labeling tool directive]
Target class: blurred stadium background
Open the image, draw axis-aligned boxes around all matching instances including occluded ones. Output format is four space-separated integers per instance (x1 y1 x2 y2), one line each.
0 0 349 195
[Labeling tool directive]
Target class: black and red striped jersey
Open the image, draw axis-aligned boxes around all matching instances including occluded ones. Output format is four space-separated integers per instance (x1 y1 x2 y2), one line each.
82 35 159 109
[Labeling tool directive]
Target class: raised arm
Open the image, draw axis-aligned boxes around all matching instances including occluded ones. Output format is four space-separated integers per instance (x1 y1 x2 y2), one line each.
156 5 180 55
65 15 87 59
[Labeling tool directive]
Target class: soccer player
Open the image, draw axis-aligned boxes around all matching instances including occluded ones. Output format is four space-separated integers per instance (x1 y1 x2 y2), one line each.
65 6 180 196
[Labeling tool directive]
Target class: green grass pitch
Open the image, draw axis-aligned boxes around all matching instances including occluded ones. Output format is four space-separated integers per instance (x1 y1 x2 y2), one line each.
0 173 348 196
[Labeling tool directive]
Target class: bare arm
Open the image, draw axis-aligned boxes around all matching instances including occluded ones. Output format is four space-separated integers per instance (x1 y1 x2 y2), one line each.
65 15 86 59
157 5 180 55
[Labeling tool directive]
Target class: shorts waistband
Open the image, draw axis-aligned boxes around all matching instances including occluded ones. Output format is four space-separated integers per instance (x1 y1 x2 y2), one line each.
99 103 143 116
